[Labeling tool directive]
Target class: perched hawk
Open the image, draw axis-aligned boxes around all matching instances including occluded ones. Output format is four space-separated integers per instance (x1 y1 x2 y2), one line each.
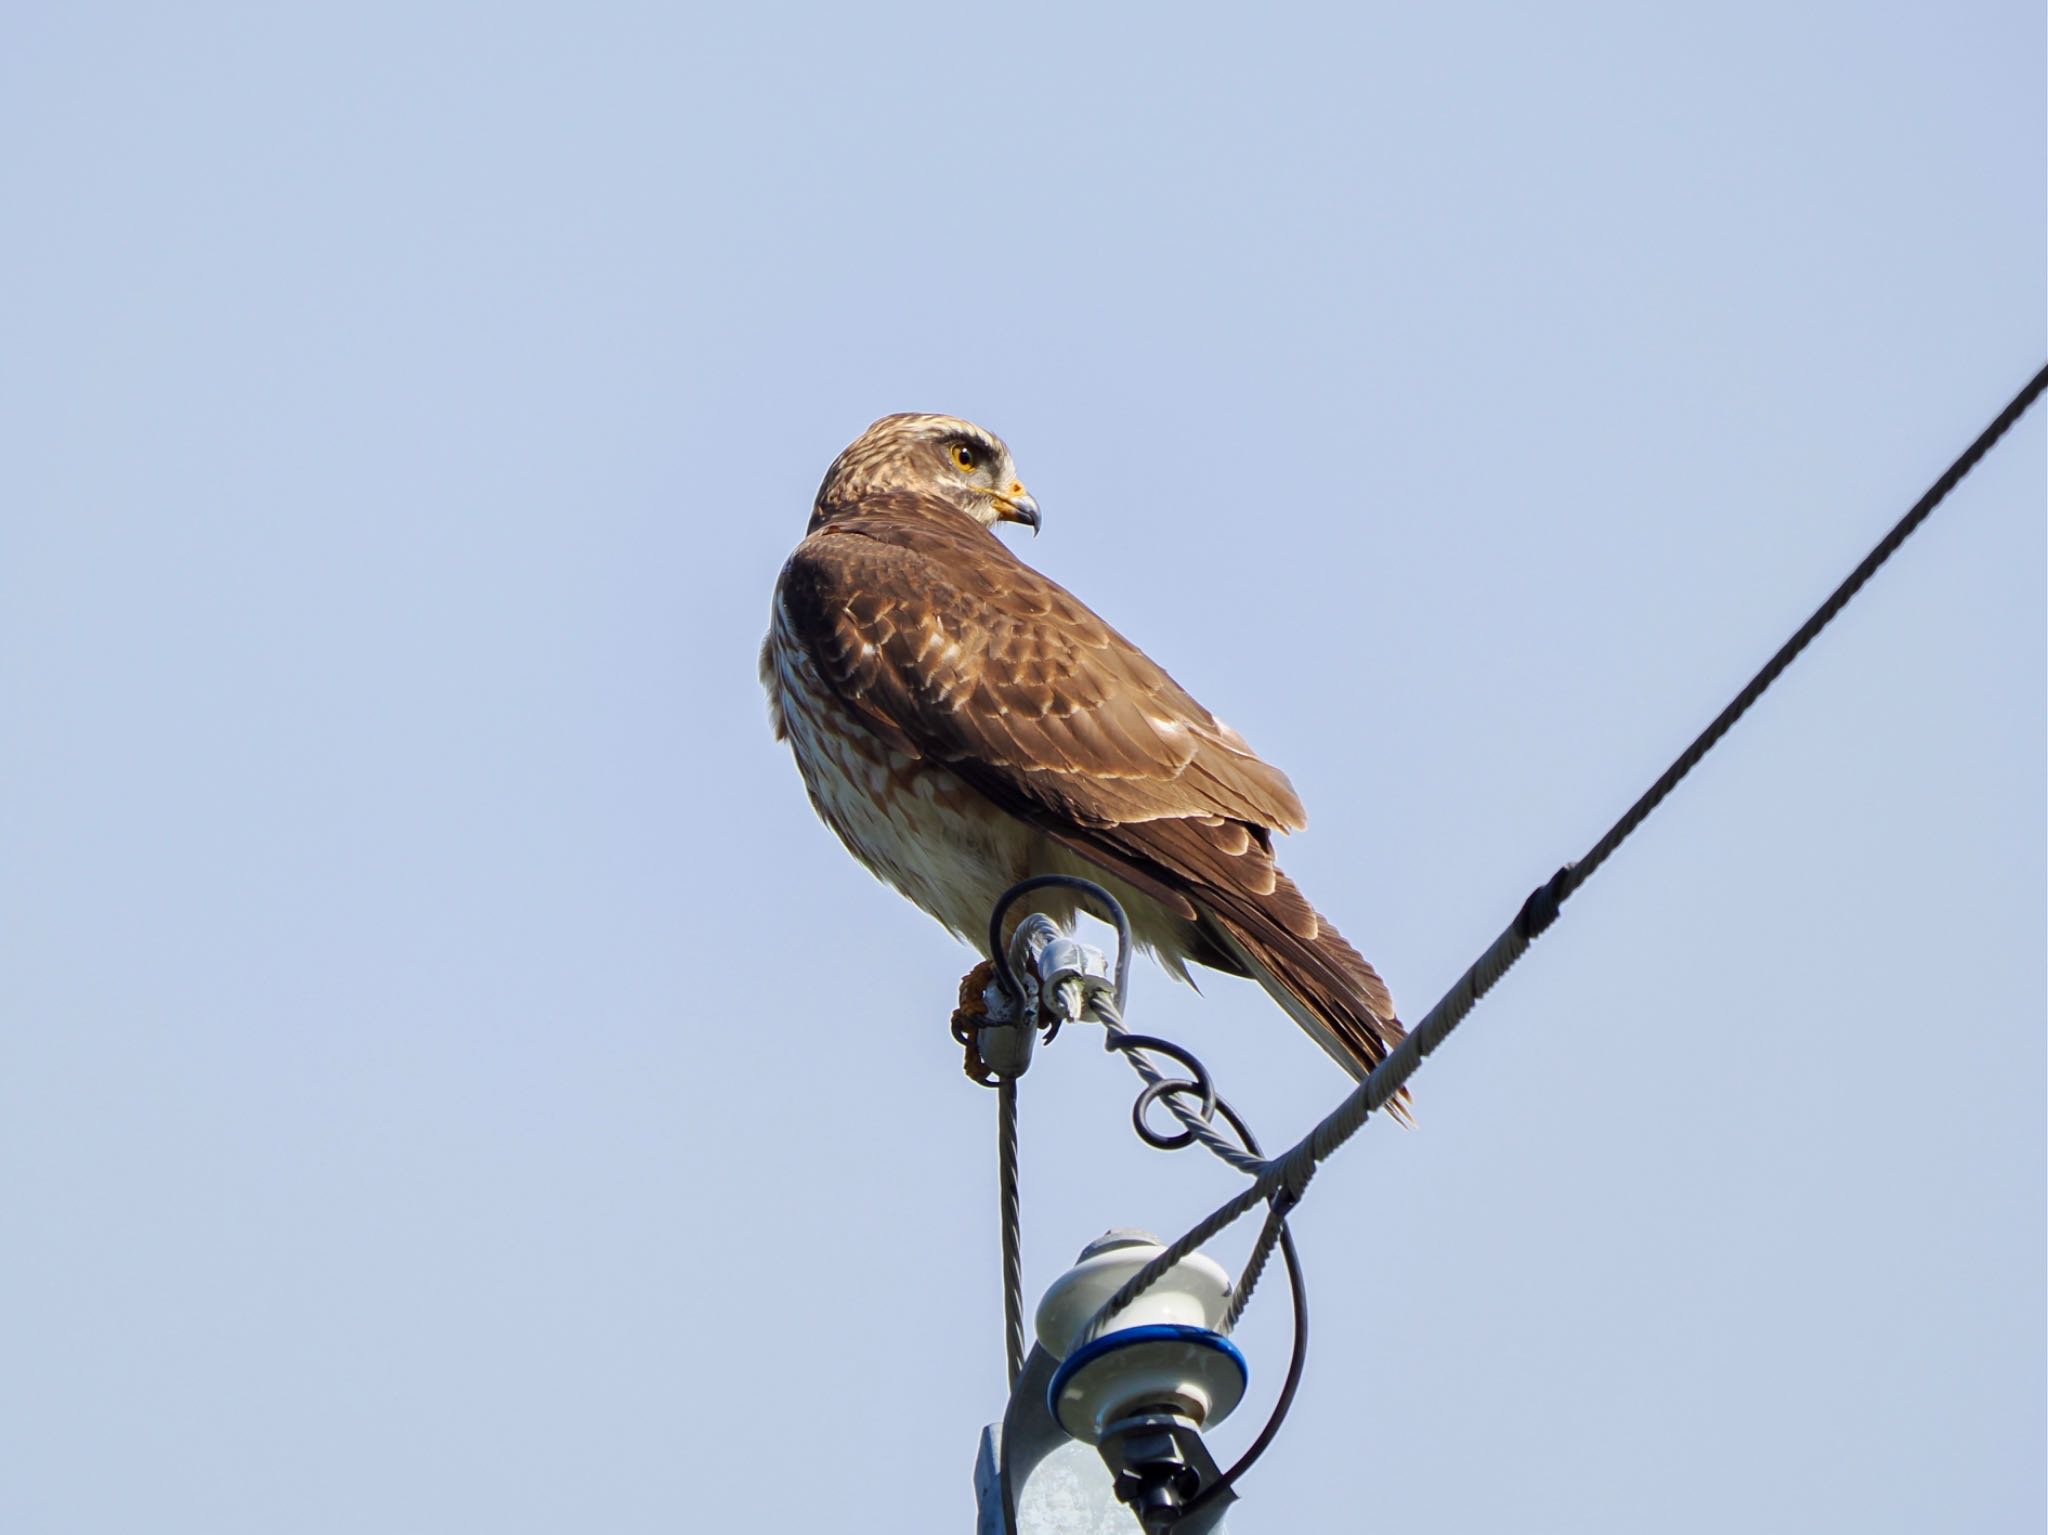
762 413 1403 1085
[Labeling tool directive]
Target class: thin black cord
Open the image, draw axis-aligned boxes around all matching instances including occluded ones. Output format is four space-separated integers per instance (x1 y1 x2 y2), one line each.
1174 1101 1308 1525
1177 1218 1307 1527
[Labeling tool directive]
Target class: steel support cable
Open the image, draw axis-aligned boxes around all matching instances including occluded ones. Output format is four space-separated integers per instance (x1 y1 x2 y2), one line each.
1224 1194 1291 1333
997 1074 1025 1390
1080 360 2048 1346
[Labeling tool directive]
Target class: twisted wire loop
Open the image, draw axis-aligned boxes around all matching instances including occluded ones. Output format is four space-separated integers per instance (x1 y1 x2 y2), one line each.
1092 991 1270 1177
1078 360 2048 1351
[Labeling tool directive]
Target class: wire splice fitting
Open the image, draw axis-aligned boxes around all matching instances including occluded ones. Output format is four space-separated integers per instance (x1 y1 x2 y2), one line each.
1516 863 1575 941
1272 1147 1317 1207
987 874 1134 1013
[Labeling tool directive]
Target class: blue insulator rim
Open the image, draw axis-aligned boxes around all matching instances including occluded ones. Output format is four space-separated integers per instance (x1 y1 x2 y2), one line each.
1046 1324 1248 1420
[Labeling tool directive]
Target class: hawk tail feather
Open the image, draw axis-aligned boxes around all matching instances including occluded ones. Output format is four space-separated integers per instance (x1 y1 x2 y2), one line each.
1204 878 1414 1125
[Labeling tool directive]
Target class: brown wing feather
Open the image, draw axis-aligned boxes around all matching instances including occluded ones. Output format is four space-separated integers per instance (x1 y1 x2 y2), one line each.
780 495 1305 828
779 493 1404 1080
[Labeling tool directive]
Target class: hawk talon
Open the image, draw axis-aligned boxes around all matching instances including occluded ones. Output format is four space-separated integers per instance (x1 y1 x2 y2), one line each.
951 959 1001 1086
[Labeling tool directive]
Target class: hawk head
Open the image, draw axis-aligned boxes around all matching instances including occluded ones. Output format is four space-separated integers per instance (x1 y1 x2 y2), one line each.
812 413 1041 534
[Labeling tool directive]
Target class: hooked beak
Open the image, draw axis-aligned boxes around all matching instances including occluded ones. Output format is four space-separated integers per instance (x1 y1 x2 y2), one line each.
993 486 1041 533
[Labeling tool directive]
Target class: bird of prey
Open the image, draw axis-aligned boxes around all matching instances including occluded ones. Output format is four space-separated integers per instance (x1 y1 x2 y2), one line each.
761 413 1403 1086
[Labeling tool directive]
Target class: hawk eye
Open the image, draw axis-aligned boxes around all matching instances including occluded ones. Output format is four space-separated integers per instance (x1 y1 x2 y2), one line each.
950 444 977 471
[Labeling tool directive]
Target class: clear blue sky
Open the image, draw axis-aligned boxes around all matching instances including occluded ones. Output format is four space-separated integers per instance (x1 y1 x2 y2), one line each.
3 4 2041 1531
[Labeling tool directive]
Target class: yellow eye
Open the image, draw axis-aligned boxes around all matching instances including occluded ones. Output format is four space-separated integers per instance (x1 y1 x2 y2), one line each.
950 444 977 471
